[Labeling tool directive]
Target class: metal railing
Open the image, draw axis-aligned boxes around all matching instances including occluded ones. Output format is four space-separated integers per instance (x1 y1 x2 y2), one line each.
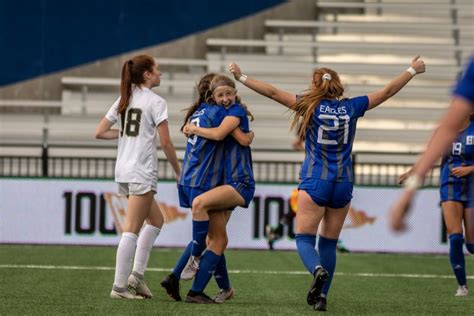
0 143 439 187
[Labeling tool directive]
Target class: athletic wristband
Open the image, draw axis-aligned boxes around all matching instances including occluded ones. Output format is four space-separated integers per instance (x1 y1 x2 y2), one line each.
238 74 248 83
403 175 422 191
406 67 417 76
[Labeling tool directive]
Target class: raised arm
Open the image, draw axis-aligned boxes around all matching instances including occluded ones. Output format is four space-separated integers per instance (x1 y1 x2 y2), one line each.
185 116 241 141
367 56 425 110
156 120 181 181
95 117 119 139
228 62 297 108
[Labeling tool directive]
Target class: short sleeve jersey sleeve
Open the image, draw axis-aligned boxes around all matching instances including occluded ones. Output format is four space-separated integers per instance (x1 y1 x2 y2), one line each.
150 96 168 126
227 103 249 132
105 97 120 124
209 105 228 126
349 95 369 118
227 103 247 118
453 57 474 105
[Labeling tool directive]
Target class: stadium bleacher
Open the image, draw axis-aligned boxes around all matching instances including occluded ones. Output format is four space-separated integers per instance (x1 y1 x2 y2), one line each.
1 0 473 180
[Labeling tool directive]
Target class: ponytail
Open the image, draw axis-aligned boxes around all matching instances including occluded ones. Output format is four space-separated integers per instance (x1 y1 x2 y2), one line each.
118 60 133 116
181 73 216 132
290 67 344 139
117 55 155 116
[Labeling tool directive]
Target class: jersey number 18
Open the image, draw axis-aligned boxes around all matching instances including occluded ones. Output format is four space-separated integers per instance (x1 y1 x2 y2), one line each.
120 108 142 137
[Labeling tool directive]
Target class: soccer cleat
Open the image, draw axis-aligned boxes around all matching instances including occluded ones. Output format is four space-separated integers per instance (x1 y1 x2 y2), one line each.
110 286 144 299
266 225 284 250
180 256 200 280
266 225 275 250
455 285 469 296
128 273 153 298
336 240 350 253
185 291 216 304
307 267 329 305
160 273 182 301
314 296 327 311
213 288 235 304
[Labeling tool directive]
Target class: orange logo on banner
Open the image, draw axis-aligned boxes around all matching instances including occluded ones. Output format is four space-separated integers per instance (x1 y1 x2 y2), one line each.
289 189 376 229
103 193 187 234
289 188 299 213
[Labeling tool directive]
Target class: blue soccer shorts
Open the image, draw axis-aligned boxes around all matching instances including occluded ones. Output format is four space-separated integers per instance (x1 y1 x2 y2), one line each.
298 178 352 209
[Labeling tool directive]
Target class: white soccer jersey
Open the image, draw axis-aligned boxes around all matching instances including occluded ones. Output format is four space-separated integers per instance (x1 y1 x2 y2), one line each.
105 87 168 185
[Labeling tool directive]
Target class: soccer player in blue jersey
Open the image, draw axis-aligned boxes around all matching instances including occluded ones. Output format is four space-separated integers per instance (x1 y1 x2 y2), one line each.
160 73 253 303
438 118 474 296
390 56 474 231
229 57 425 311
180 74 255 303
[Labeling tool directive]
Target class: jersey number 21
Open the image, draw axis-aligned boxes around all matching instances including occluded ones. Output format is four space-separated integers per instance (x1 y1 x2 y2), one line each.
317 114 350 145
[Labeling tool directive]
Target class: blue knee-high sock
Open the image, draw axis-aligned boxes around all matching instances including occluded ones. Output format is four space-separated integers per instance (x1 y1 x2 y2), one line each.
214 253 231 290
318 235 338 296
466 243 474 254
191 220 209 257
449 233 467 286
295 234 320 274
191 250 221 293
172 241 193 279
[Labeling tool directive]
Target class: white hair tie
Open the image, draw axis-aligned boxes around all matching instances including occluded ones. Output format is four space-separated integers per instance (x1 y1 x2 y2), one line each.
322 73 332 81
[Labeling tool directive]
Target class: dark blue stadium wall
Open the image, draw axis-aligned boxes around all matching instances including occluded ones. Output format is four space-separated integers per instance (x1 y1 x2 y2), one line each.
0 0 285 86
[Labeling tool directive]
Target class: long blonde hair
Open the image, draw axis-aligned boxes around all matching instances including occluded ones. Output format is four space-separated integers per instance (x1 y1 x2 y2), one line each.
290 68 344 139
207 75 254 121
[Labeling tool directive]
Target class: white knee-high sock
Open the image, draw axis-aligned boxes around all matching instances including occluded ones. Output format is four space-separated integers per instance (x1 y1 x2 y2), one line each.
132 225 161 276
113 232 138 288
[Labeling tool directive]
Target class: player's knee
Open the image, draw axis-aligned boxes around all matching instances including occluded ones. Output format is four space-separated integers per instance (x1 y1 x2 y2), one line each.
191 196 208 214
466 243 474 254
216 236 228 252
221 234 228 248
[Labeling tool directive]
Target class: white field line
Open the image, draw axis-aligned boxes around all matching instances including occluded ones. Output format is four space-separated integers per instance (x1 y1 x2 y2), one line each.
0 264 472 279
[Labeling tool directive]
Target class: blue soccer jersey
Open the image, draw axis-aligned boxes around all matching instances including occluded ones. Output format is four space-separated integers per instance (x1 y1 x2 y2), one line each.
439 121 474 203
453 56 474 105
179 103 227 190
300 96 369 182
223 103 255 186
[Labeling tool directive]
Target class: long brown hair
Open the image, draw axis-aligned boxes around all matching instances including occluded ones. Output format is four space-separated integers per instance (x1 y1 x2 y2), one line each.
290 67 344 139
181 73 217 131
118 54 156 115
207 75 254 121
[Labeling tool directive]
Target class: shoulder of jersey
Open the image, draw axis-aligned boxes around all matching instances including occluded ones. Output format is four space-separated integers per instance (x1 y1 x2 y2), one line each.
147 90 167 103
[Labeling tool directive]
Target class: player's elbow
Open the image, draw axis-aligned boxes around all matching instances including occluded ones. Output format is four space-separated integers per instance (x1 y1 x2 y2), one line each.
212 132 226 141
95 129 105 139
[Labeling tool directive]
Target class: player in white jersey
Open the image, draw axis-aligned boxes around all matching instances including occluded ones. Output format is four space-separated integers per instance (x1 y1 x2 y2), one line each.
95 54 180 299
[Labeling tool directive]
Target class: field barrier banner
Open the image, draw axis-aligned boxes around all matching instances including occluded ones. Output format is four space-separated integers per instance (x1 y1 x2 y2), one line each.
0 179 449 253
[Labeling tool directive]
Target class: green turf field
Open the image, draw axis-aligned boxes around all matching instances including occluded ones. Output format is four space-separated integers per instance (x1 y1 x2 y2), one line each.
0 245 472 315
